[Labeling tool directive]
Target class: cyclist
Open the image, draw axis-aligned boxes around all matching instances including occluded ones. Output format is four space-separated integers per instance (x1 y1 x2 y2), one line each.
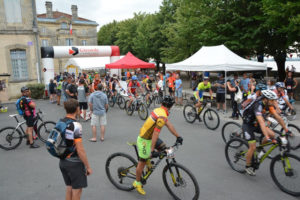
133 96 183 195
193 76 213 116
145 74 155 104
242 83 291 136
19 87 39 148
242 90 278 176
127 75 142 109
273 82 294 113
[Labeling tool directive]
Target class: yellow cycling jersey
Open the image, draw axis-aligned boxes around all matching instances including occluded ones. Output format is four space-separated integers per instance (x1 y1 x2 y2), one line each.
139 106 169 140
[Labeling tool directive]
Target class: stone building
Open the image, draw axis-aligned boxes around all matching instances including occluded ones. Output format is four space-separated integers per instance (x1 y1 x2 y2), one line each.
0 0 40 101
37 1 98 73
0 0 98 102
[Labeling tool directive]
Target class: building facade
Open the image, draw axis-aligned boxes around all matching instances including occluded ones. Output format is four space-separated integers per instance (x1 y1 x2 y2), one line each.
0 0 40 101
37 2 98 73
0 0 98 102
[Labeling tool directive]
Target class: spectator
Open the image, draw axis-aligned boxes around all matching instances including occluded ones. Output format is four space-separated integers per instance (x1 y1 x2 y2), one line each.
92 74 101 92
240 73 250 100
59 99 92 200
19 87 39 148
267 79 275 90
66 79 78 100
167 72 175 97
61 76 69 102
49 79 57 103
88 84 108 142
215 73 226 113
227 78 241 120
284 71 298 100
78 79 89 121
174 74 183 106
56 78 63 106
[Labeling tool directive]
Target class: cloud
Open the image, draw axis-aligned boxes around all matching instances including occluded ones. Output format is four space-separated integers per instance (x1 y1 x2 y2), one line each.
36 0 162 29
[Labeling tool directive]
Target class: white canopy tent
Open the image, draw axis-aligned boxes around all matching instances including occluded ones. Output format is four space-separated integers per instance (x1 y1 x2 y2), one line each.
166 45 267 71
264 60 300 73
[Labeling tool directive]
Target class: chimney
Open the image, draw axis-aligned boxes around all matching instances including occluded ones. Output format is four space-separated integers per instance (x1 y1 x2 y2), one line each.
45 1 53 18
71 5 78 20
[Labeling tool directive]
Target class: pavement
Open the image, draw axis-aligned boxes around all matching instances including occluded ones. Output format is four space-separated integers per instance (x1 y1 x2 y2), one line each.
0 100 299 200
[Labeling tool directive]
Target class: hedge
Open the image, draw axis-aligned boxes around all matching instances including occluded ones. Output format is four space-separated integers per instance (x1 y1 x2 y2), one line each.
26 83 45 99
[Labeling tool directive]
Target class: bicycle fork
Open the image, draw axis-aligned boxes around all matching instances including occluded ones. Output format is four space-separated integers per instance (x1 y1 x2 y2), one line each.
281 154 293 176
166 159 182 186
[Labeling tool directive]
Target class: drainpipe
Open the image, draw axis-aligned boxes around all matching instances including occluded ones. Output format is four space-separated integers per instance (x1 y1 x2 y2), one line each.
31 0 42 83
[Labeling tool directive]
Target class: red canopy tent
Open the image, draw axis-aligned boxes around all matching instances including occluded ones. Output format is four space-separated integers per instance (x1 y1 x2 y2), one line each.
105 52 155 69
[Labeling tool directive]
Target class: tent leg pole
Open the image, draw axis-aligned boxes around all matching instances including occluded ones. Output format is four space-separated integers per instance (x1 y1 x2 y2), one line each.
225 70 227 113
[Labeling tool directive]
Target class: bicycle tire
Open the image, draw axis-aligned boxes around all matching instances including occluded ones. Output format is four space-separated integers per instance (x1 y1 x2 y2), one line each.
203 108 220 130
280 124 300 150
125 100 134 116
145 97 152 108
37 121 56 143
183 104 197 124
108 95 115 107
138 103 148 120
225 138 249 173
270 153 300 196
221 121 243 143
162 162 200 200
105 152 138 191
0 127 23 150
117 96 126 110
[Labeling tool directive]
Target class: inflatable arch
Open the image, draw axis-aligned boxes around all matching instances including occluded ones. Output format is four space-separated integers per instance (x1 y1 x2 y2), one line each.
41 46 120 84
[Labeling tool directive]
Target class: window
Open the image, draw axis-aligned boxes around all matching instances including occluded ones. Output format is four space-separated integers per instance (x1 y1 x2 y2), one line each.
41 39 48 47
82 40 87 46
66 38 73 46
10 50 28 80
4 0 22 23
61 22 68 29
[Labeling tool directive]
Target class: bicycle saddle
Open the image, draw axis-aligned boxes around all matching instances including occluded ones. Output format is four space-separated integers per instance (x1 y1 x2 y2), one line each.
9 114 19 118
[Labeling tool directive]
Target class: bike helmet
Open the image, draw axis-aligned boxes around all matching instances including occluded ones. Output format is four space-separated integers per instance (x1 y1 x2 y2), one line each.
132 75 138 81
275 82 285 88
162 95 175 108
21 86 29 92
255 83 267 91
261 90 277 100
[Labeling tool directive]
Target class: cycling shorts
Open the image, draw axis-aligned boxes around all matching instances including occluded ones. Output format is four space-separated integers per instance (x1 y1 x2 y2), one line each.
193 91 204 102
137 136 165 160
242 123 262 143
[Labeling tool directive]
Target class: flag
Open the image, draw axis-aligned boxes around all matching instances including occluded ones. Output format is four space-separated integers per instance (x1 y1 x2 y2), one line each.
69 23 72 35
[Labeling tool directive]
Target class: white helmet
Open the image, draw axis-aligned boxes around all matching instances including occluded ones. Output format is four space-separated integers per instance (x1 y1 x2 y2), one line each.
261 90 277 100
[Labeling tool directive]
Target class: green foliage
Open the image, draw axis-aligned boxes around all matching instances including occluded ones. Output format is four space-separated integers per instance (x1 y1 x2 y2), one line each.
26 84 45 99
97 0 300 79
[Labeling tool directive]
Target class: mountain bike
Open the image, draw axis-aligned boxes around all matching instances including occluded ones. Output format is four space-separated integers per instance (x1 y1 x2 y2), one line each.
107 89 126 109
105 142 200 200
125 96 148 120
143 90 163 108
183 98 220 130
221 115 300 150
225 131 300 196
0 110 56 150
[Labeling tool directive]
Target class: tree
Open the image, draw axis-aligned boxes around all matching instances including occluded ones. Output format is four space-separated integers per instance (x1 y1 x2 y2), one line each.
97 20 119 45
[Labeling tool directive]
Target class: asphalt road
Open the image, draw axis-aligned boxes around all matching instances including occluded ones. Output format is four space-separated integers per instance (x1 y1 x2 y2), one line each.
0 100 299 200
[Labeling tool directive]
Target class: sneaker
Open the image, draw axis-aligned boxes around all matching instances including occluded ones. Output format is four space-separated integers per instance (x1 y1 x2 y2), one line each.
30 143 40 148
245 166 256 176
133 181 146 195
26 140 30 145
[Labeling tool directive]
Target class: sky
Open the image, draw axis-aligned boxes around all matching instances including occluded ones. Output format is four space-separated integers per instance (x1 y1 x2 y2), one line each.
36 0 163 30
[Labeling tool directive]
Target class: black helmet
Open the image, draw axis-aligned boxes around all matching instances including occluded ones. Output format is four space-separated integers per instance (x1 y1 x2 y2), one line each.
21 86 29 92
162 95 175 108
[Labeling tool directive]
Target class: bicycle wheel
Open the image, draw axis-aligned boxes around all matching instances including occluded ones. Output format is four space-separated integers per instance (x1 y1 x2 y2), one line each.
162 162 200 200
280 124 300 150
138 103 148 120
270 153 300 196
221 121 243 143
105 152 138 191
108 95 115 107
203 108 220 130
125 100 134 116
37 121 56 143
145 97 152 108
117 96 126 110
183 104 197 123
225 138 249 173
0 127 23 150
